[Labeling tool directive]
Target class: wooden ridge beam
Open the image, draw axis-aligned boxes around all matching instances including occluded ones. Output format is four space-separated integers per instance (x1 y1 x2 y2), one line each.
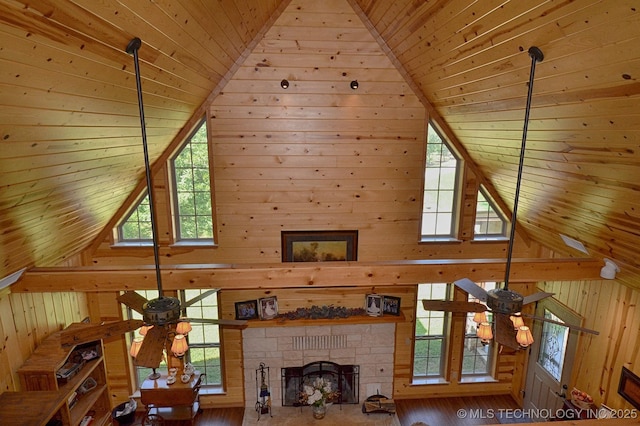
13 258 602 293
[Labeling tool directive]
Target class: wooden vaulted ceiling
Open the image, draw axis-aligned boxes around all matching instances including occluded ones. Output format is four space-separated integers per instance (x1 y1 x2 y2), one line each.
1 0 639 285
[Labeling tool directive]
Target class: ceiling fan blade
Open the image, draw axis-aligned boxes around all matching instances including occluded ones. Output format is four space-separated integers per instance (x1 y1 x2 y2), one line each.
521 313 599 335
135 325 167 368
494 313 520 350
453 278 489 302
117 291 148 314
181 289 219 309
522 292 554 306
183 317 248 328
60 319 144 347
422 300 487 313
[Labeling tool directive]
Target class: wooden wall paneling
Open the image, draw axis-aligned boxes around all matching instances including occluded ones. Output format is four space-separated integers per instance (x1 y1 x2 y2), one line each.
0 290 20 391
10 293 36 363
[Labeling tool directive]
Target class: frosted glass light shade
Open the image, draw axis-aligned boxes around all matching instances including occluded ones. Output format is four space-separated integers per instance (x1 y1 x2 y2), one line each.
175 320 192 335
516 326 534 347
171 334 189 357
510 314 525 330
130 337 143 358
477 322 493 342
473 312 488 324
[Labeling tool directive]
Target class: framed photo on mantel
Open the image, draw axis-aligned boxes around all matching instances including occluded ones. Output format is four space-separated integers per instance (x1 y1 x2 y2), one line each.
281 230 358 262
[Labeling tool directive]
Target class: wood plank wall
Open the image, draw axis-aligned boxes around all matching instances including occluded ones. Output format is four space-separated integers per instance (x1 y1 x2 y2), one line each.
0 289 87 393
539 278 640 411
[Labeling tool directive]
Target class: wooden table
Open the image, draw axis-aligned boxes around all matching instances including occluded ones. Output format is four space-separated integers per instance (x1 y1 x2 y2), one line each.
140 372 204 424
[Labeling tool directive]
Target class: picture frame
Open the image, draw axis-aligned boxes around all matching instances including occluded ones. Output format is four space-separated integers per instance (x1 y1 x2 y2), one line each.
382 296 401 316
235 300 259 320
258 296 279 320
618 366 640 409
281 230 358 262
365 294 383 317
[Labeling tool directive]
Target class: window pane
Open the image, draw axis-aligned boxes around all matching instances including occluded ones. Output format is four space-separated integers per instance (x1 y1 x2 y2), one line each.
462 282 497 376
414 283 449 379
474 187 507 239
421 123 460 238
117 195 153 242
537 309 568 382
172 119 214 241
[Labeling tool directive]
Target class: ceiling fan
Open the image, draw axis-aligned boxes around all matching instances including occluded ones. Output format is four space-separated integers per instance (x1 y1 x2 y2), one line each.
60 38 246 368
422 47 599 350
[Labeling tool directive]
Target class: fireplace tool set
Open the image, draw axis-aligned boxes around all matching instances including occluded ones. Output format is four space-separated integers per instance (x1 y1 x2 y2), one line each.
255 363 272 420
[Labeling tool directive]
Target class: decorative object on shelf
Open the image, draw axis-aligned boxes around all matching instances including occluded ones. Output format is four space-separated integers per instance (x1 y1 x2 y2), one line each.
278 304 366 320
365 294 383 317
259 296 279 320
281 230 358 262
300 377 340 420
382 296 401 316
235 300 259 320
255 363 272 420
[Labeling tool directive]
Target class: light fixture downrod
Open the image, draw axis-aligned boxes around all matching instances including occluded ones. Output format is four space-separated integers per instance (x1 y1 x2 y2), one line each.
503 46 544 290
126 37 164 298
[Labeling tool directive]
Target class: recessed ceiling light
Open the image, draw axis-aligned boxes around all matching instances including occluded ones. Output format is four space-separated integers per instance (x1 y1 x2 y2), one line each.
280 79 289 89
350 80 358 90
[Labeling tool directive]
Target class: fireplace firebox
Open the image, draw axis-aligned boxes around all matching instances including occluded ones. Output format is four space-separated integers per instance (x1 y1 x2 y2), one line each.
281 361 359 406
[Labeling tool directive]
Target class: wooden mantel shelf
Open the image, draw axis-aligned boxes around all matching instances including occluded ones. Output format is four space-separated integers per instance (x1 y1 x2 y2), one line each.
246 313 406 328
14 258 602 292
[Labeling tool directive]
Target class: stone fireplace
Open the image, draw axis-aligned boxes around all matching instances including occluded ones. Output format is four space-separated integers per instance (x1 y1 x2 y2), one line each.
242 323 395 408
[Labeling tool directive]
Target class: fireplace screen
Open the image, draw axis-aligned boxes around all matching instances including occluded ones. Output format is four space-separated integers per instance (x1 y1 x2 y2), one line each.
281 361 359 406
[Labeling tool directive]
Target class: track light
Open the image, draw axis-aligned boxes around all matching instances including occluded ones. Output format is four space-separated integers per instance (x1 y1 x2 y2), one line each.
280 79 289 89
350 80 359 90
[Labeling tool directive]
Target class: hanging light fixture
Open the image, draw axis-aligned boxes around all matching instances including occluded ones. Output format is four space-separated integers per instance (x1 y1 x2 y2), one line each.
516 326 535 347
510 314 525 330
138 325 153 336
473 311 488 324
175 320 192 335
130 337 144 358
171 334 189 357
477 322 493 344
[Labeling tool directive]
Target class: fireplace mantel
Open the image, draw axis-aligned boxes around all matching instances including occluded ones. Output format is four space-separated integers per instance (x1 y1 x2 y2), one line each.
244 313 405 328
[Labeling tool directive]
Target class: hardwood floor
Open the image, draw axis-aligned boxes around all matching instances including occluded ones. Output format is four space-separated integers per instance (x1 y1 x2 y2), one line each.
127 394 520 425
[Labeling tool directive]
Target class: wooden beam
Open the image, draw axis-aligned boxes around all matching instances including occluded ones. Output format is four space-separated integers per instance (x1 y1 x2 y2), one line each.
13 258 602 293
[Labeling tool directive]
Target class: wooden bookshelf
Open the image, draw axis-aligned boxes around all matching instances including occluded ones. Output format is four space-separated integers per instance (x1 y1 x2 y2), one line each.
17 324 111 426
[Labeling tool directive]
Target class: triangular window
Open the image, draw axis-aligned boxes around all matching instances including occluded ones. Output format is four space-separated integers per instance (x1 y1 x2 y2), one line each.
117 194 152 243
474 186 507 239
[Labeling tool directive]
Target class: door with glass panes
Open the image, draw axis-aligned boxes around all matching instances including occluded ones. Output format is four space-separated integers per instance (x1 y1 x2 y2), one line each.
523 298 581 415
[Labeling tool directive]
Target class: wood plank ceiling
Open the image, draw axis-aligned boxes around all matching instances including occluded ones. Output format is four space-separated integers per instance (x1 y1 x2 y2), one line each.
1 0 639 284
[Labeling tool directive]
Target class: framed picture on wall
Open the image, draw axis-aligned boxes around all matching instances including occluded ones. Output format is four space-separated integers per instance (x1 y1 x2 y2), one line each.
281 230 358 262
618 366 640 409
365 294 383 317
235 300 259 320
382 296 401 316
258 296 279 320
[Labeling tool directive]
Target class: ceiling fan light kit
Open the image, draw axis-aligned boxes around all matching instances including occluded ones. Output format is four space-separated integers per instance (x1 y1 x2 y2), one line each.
68 37 251 374
422 46 597 350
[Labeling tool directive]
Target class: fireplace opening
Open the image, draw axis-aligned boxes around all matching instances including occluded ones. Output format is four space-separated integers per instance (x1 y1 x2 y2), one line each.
281 361 359 406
